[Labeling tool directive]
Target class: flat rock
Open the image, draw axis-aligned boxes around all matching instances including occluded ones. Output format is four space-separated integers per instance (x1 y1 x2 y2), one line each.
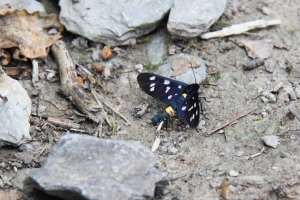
261 135 280 148
59 0 174 46
0 73 31 146
26 134 167 200
154 53 207 84
0 0 46 15
147 33 167 65
167 0 227 38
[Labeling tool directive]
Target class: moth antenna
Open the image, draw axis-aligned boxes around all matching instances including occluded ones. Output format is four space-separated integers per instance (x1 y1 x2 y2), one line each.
187 56 197 83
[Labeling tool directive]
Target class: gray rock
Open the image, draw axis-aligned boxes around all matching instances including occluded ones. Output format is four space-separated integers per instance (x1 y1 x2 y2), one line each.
262 135 280 148
287 178 298 187
167 0 227 38
26 134 167 200
272 182 281 190
0 73 31 146
147 33 167 65
277 85 297 104
134 64 144 73
261 91 276 102
0 0 46 15
154 53 207 84
167 145 179 155
59 0 174 46
229 170 240 177
264 59 277 73
92 49 102 61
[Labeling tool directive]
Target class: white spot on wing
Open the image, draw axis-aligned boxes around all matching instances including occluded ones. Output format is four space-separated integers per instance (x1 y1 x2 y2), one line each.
190 114 195 122
150 83 155 87
168 95 172 99
178 85 182 89
188 106 193 111
194 103 196 107
164 80 170 85
182 106 186 110
196 110 198 115
165 86 170 93
150 87 155 91
150 76 156 80
175 93 178 96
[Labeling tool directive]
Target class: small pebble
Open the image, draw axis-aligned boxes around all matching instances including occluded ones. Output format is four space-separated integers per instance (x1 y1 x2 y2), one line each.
262 6 272 15
13 166 18 173
48 28 58 35
287 178 298 187
264 59 276 73
236 151 244 157
262 91 276 102
229 170 239 177
272 183 281 190
262 135 280 148
135 64 143 73
261 111 268 118
167 146 179 155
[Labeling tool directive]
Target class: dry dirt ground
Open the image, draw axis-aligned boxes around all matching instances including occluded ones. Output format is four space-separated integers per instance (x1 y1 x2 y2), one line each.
2 0 300 199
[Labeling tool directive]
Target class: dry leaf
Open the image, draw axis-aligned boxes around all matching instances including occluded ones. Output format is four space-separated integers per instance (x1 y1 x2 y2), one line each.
220 179 231 200
3 66 27 76
77 76 84 84
171 58 200 77
0 10 63 59
94 64 106 73
102 46 112 60
231 38 273 59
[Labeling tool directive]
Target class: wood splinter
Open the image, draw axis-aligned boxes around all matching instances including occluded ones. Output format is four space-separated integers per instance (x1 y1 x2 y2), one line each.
51 40 102 123
207 107 262 135
201 19 281 39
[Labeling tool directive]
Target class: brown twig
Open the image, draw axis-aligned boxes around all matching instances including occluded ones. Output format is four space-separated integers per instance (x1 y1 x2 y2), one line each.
51 40 102 122
207 108 262 135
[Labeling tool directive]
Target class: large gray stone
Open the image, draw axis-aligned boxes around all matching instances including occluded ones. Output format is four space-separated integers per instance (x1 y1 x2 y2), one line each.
154 53 207 84
0 73 31 146
26 134 167 200
167 0 227 38
0 0 46 15
147 33 167 65
59 0 174 46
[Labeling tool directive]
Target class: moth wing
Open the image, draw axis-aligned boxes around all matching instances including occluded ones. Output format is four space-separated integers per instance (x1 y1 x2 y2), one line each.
137 73 187 103
177 92 200 127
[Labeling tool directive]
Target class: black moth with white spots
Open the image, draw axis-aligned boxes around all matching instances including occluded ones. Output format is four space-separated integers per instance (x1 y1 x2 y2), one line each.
137 73 200 127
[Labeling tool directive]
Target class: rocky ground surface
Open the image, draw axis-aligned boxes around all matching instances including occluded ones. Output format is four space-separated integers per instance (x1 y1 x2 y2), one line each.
1 0 300 199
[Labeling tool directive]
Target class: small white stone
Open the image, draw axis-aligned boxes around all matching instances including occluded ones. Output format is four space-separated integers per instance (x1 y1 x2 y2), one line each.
262 6 271 15
257 87 264 93
262 135 280 148
236 151 244 157
261 96 269 103
261 111 268 118
134 64 143 73
229 170 239 177
262 91 276 102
